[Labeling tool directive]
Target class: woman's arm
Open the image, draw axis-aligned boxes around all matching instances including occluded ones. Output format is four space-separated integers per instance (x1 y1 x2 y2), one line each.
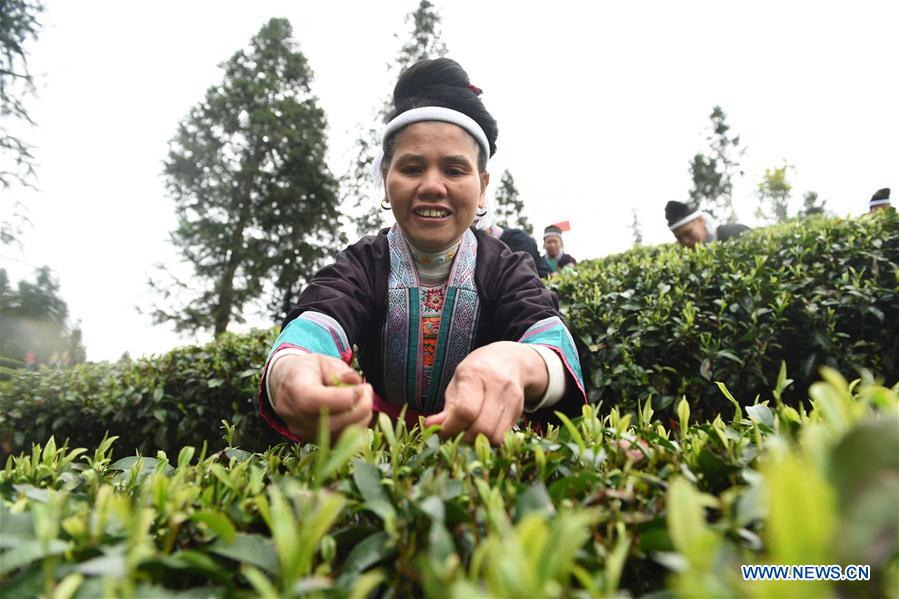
480 236 587 415
258 236 385 441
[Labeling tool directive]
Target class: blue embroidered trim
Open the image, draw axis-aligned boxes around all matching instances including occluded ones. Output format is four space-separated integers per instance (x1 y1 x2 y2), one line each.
269 311 350 361
518 316 585 390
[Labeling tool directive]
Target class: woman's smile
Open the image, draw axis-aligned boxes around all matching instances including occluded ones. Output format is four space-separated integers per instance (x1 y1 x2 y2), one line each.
413 206 452 220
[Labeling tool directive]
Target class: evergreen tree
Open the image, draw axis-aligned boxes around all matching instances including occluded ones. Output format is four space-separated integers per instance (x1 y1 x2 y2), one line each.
797 190 827 218
1 0 44 245
687 106 745 222
0 267 85 365
630 209 643 246
148 18 344 336
755 163 793 223
66 321 86 364
492 169 532 234
341 0 447 237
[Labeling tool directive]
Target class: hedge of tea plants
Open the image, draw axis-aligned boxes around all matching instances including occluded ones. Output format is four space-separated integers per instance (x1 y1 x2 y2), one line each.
0 331 282 458
1 212 897 459
1 370 896 597
555 211 899 418
1 212 898 596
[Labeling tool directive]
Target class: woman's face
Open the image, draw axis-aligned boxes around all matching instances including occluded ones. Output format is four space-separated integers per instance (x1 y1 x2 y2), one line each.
544 236 562 258
673 218 708 248
385 121 488 253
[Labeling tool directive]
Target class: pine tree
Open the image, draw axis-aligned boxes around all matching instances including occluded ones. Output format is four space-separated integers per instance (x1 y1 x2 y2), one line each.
630 209 643 246
341 0 447 238
66 323 86 364
148 18 344 336
688 106 745 222
492 169 532 234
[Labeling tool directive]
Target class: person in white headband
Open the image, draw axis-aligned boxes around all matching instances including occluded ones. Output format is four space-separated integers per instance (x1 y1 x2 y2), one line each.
665 200 750 248
542 224 577 273
259 58 587 448
869 187 892 212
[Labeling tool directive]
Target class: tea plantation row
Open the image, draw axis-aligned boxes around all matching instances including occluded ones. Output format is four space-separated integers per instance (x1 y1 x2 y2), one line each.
1 213 895 458
2 371 897 597
555 211 898 418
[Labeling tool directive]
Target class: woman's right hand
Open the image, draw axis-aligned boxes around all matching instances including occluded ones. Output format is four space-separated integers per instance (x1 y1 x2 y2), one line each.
268 352 373 441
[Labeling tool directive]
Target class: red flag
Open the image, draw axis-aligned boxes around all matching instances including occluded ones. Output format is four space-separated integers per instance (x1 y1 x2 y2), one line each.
551 220 571 232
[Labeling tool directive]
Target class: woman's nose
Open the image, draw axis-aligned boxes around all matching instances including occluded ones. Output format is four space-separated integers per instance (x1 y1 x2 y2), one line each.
418 167 447 197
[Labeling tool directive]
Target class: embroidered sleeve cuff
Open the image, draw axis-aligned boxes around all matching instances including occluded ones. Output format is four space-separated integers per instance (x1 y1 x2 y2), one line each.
524 344 566 413
265 347 310 410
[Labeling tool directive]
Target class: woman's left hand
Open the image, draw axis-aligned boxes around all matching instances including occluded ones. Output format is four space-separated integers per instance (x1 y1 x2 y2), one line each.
423 341 548 445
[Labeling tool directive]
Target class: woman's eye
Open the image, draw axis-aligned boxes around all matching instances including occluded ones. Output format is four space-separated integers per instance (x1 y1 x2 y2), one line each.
400 165 422 174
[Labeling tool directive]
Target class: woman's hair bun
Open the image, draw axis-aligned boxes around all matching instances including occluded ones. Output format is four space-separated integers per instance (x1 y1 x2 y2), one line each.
389 57 498 157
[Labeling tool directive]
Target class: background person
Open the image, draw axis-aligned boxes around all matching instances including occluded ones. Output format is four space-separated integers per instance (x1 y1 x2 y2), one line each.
485 223 552 278
869 187 892 212
665 200 750 248
542 224 577 273
259 58 585 446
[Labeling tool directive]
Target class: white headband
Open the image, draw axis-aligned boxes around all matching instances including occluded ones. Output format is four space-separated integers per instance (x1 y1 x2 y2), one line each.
371 106 491 188
543 231 562 240
384 106 490 158
668 210 703 231
870 199 891 207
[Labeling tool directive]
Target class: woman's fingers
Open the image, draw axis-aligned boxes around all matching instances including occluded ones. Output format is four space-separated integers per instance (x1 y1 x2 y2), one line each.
490 402 520 445
320 357 363 386
462 393 504 444
325 385 374 433
338 370 363 385
423 411 448 427
439 375 485 438
288 384 374 440
282 355 362 414
438 348 528 444
349 385 375 427
273 353 371 440
295 384 363 416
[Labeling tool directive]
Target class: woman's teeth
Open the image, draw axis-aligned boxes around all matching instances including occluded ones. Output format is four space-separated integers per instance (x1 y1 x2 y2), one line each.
416 208 449 217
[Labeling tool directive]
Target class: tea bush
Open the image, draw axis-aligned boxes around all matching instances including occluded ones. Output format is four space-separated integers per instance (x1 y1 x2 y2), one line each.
0 331 282 459
555 211 899 417
1 371 896 597
1 212 897 457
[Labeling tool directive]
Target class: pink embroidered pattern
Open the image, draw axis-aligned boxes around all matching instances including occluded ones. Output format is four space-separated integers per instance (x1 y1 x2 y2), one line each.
422 286 446 312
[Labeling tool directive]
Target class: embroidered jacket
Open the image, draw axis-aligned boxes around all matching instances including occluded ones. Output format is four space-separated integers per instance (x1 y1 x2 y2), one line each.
259 225 586 440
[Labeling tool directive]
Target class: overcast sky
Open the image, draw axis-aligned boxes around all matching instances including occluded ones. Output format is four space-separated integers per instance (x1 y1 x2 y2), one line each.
3 0 897 361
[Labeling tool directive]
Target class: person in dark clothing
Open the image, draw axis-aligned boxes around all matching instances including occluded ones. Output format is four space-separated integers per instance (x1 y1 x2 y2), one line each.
665 201 750 248
486 225 552 278
542 225 577 272
259 58 586 446
869 188 892 212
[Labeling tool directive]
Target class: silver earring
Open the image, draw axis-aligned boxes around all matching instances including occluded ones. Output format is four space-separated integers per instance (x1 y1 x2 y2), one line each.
380 199 391 211
476 207 487 217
